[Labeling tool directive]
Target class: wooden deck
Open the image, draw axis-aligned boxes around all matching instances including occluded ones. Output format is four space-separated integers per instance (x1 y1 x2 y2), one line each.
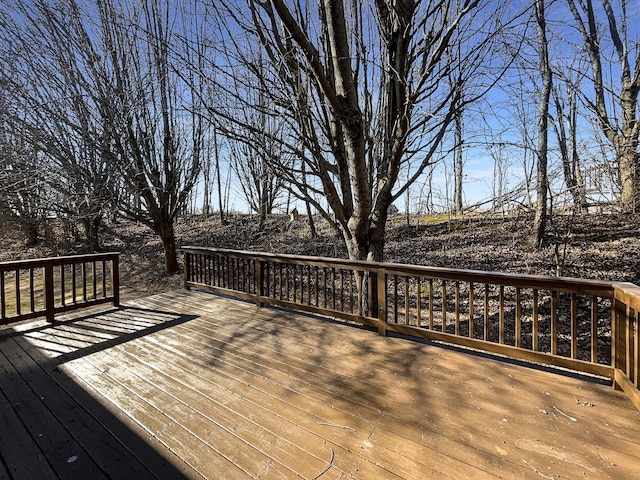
1 290 639 479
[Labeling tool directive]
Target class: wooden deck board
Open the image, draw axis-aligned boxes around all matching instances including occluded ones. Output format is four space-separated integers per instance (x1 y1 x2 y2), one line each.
1 290 639 479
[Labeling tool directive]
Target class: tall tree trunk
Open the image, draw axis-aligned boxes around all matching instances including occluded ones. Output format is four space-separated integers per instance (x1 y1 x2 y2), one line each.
82 215 102 252
454 112 464 216
301 160 316 238
23 221 39 247
156 220 179 274
213 127 225 224
531 0 552 249
617 139 638 212
553 85 588 213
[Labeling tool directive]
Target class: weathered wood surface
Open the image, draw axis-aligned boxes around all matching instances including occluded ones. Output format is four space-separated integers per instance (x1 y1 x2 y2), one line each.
1 290 639 479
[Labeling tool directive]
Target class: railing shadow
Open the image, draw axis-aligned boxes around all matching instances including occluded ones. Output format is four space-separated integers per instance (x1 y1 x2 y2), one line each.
0 304 197 479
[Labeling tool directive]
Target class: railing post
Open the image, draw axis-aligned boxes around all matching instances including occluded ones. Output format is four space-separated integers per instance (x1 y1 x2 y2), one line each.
612 297 628 390
376 268 387 336
112 255 120 307
44 263 55 323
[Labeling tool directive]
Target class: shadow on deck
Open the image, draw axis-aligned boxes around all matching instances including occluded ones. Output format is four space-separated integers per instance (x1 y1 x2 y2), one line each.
1 290 639 479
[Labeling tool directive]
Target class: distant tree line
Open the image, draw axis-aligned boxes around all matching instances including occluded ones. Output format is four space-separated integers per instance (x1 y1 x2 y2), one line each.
0 0 637 271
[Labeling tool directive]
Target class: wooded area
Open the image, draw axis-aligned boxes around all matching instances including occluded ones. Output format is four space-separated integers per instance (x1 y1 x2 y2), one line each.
0 0 638 272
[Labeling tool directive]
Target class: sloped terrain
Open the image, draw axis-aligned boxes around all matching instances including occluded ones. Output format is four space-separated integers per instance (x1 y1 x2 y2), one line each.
2 212 639 300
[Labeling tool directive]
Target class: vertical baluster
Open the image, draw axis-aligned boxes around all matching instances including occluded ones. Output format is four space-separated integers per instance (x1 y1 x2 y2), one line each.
92 261 97 299
349 270 354 313
571 293 578 359
454 281 460 335
235 257 239 291
15 269 21 316
499 285 505 344
551 291 558 355
441 281 447 333
515 288 522 348
71 264 77 304
262 260 267 296
393 275 398 323
102 260 107 299
113 256 120 306
0 271 5 320
44 265 54 322
377 269 388 336
405 276 410 326
298 264 302 302
469 283 474 339
82 262 87 302
416 277 422 328
308 266 312 306
634 310 639 387
331 268 336 310
591 295 598 363
268 262 273 297
484 284 490 341
235 258 239 291
61 264 66 306
314 266 319 307
428 279 434 330
212 255 217 286
627 307 635 381
339 269 344 311
532 289 539 351
323 268 328 308
30 268 35 312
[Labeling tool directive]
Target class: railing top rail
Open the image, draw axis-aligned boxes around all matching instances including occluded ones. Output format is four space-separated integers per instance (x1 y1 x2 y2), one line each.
0 252 120 272
183 246 615 295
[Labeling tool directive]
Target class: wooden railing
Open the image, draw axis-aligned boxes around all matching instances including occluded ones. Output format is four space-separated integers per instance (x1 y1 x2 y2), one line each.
0 253 120 325
184 247 640 411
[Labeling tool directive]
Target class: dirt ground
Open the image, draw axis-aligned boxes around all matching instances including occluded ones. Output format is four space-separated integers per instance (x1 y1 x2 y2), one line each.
2 212 639 301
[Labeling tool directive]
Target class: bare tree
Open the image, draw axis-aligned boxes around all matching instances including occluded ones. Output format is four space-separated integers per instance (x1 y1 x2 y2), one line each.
229 140 286 230
208 0 510 262
3 0 207 271
551 69 588 212
531 0 552 248
0 121 49 245
566 0 639 212
100 0 205 272
0 1 119 251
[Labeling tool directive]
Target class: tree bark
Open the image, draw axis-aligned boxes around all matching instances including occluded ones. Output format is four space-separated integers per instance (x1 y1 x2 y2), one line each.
531 0 552 249
156 220 179 274
566 0 639 212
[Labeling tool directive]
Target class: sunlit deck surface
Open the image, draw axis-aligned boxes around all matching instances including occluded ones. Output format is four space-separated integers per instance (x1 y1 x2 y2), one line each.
1 290 639 479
